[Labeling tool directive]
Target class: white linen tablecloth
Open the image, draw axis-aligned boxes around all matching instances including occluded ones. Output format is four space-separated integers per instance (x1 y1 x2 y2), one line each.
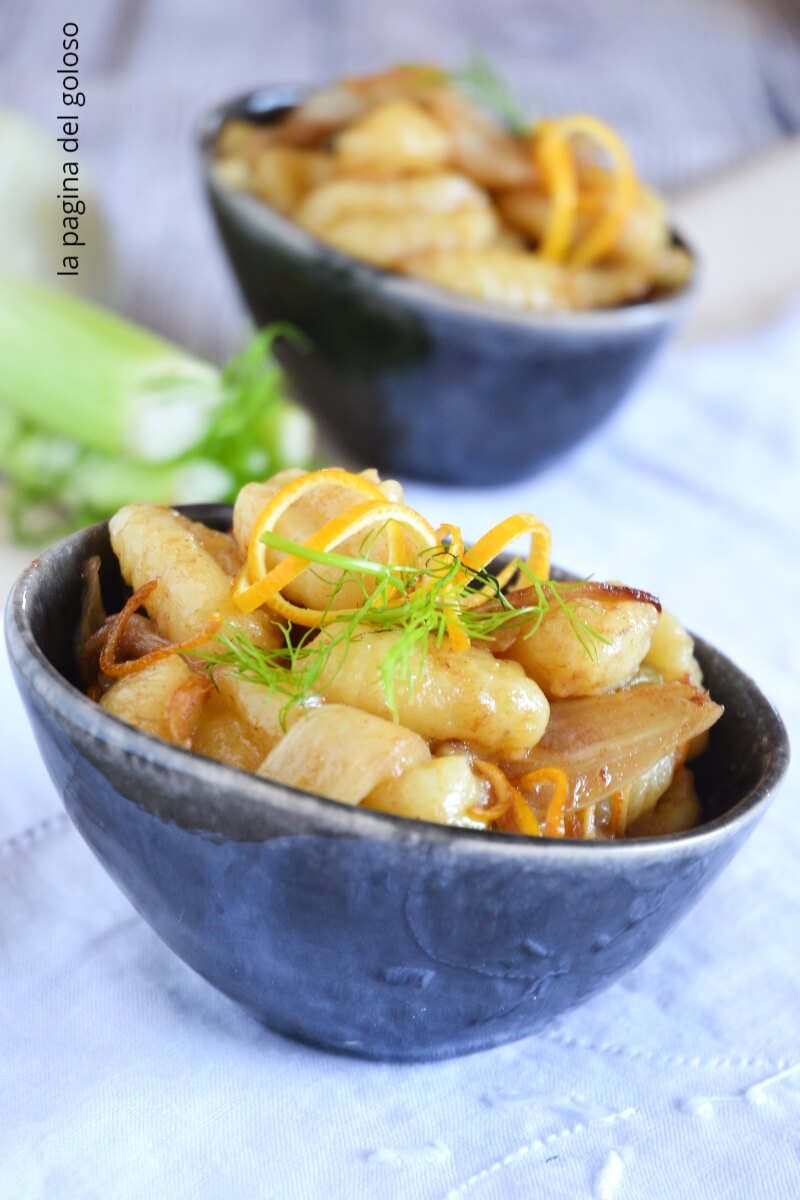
1 307 798 1200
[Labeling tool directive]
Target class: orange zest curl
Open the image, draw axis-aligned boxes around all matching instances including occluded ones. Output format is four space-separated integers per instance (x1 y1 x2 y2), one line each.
533 118 577 263
244 468 403 591
533 113 638 268
472 760 542 836
436 523 465 560
461 512 551 587
99 581 222 678
442 608 471 653
235 497 439 624
519 766 571 838
233 467 554 653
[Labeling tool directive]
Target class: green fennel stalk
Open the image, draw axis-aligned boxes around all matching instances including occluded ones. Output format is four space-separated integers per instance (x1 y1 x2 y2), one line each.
0 281 314 540
0 277 222 462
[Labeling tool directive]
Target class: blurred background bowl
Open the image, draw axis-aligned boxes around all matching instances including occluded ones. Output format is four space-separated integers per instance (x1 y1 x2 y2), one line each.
199 87 697 486
6 506 788 1061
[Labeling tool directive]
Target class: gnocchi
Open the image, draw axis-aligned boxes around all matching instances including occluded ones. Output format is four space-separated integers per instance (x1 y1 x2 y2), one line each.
215 64 692 311
82 467 721 840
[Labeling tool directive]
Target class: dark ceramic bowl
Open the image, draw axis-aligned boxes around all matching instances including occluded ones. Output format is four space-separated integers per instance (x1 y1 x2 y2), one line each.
6 506 788 1062
199 87 697 485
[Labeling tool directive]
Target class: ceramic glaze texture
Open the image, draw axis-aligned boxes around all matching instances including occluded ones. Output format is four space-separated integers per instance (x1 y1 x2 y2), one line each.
199 90 697 485
6 508 788 1061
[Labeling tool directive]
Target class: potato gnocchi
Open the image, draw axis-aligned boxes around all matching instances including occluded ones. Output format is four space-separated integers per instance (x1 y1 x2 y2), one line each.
80 467 722 840
214 64 693 312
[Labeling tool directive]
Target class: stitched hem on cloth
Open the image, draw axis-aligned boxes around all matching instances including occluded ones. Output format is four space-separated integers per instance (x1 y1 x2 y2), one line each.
0 811 69 860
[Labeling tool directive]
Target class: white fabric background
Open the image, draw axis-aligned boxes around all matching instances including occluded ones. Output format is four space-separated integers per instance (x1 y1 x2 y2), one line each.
2 310 799 1199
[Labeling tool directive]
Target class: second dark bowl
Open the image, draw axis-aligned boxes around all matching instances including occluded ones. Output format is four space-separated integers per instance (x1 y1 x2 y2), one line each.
199 86 697 485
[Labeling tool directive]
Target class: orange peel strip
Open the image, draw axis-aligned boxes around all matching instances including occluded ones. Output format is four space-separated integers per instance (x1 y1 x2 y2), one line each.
533 114 638 268
435 523 465 560
470 761 515 823
564 116 637 267
409 522 466 605
473 760 542 836
443 608 471 653
99 580 222 678
519 766 571 839
418 523 472 650
235 499 440 624
244 468 403 590
460 513 552 585
533 117 578 262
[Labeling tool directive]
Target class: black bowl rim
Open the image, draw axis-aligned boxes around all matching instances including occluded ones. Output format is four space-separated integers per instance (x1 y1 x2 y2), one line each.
6 505 789 862
196 83 699 336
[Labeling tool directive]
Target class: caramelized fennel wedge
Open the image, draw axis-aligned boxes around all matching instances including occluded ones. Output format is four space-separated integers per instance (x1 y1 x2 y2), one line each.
510 682 723 811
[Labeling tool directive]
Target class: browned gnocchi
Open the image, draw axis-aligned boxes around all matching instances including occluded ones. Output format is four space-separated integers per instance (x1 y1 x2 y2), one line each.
214 64 692 312
81 467 721 840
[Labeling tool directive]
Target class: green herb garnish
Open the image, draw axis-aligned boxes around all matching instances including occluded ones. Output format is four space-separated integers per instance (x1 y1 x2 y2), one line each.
450 53 530 135
202 529 606 724
398 53 530 134
198 323 311 487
